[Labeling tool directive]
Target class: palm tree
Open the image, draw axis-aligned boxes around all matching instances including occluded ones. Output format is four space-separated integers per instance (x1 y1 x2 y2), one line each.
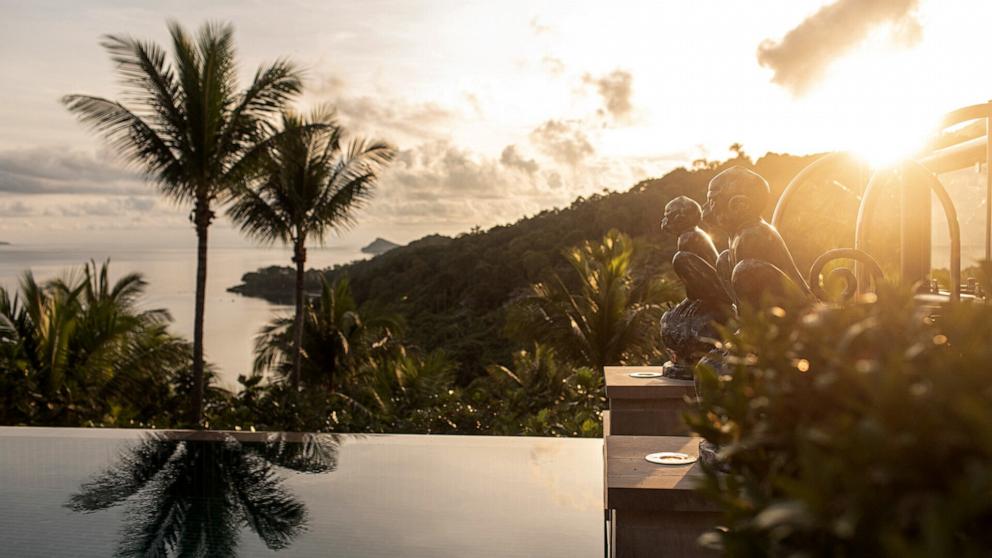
63 21 302 424
229 109 394 388
0 261 194 425
253 276 403 391
507 230 677 370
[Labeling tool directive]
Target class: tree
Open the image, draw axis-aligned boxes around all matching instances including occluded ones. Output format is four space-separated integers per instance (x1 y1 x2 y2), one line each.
507 229 676 370
0 261 194 426
253 276 403 392
228 109 394 388
63 21 302 425
479 344 605 437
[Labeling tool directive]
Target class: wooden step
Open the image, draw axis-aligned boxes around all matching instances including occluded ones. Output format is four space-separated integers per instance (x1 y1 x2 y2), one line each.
605 435 718 558
605 366 695 436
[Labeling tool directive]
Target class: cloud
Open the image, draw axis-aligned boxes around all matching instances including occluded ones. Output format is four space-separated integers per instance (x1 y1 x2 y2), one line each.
529 119 595 166
308 75 458 144
582 70 634 123
0 200 33 217
44 195 160 218
757 0 921 94
529 16 552 35
500 145 539 175
542 55 565 76
369 140 569 227
462 92 484 117
335 96 455 142
0 147 146 195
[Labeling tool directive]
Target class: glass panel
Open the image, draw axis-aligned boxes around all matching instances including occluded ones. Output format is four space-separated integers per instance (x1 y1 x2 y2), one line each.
933 163 987 286
858 172 905 280
774 156 869 275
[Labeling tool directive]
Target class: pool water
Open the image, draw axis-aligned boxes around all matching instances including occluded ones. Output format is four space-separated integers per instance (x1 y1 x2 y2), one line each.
0 428 603 557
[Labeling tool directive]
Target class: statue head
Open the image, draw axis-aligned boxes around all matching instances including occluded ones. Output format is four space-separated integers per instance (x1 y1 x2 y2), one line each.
661 196 703 235
702 166 770 233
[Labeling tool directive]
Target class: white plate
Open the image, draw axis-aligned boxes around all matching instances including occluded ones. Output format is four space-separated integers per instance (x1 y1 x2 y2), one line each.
645 452 697 465
628 371 664 379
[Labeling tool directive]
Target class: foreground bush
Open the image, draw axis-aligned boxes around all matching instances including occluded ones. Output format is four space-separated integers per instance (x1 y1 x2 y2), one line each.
685 272 992 557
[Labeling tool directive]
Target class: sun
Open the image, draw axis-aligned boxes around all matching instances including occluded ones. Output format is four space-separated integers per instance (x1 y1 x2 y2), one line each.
848 116 937 169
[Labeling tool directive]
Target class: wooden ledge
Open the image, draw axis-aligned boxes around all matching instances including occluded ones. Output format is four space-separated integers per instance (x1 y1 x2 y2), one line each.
605 435 716 512
605 366 695 400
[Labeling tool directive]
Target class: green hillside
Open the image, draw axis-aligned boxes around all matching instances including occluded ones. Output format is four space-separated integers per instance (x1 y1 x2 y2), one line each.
231 152 819 382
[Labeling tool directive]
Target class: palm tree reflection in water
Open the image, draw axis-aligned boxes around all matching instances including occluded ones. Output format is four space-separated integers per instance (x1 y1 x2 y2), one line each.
66 432 339 556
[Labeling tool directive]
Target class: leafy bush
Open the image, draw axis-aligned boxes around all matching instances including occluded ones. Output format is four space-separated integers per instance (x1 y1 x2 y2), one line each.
685 271 992 557
473 344 605 437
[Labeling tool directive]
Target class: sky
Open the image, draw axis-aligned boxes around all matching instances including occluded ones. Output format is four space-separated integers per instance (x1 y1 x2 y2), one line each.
1 0 991 248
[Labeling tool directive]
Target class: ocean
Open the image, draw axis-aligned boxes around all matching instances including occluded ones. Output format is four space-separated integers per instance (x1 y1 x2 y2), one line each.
0 233 367 390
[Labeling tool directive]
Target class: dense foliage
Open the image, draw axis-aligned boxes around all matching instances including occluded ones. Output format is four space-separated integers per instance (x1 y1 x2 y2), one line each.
0 262 209 427
217 230 645 436
685 268 992 557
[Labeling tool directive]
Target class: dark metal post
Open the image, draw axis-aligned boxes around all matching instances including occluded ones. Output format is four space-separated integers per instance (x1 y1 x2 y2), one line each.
900 166 932 290
986 113 991 263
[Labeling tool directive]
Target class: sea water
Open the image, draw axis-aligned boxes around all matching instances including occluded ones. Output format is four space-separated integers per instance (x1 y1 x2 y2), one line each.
0 232 366 389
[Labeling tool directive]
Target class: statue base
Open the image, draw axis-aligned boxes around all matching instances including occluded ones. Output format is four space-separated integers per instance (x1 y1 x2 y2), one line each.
660 298 729 382
698 439 730 473
661 360 694 381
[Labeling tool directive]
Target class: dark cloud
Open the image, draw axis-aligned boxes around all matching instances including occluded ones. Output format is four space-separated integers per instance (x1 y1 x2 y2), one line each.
500 145 540 175
583 70 634 123
758 0 921 94
0 148 146 195
529 119 595 166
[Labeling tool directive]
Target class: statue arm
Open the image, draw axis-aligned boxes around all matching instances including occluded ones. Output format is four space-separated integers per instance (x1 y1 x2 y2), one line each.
734 225 808 288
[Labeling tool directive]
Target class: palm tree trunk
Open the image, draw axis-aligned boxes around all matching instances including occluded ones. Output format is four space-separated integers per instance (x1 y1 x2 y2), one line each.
291 241 306 390
190 199 212 426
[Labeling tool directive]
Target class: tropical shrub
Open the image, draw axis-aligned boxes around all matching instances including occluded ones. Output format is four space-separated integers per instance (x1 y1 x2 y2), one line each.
685 269 992 557
0 262 208 427
507 229 678 370
473 344 604 437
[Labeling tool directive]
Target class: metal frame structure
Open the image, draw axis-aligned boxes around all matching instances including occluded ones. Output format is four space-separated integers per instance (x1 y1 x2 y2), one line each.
772 101 992 303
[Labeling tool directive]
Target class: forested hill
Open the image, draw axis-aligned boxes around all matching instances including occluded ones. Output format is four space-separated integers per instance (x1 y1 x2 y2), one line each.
231 152 819 382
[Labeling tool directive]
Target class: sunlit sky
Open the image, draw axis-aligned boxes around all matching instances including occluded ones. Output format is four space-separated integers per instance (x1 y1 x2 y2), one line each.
1 0 991 247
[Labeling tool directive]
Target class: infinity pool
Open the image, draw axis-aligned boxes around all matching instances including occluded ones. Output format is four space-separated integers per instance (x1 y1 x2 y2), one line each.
0 428 603 557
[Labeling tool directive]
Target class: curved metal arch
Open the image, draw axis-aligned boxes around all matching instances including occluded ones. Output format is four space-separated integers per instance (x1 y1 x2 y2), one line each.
854 161 962 302
771 151 864 228
939 101 992 129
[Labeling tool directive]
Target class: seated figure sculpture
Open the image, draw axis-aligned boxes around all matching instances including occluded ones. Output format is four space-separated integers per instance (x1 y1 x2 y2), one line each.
658 196 732 380
702 166 813 307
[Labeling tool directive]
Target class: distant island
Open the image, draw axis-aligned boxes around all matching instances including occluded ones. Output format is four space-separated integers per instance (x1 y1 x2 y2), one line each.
361 237 400 255
0 241 10 246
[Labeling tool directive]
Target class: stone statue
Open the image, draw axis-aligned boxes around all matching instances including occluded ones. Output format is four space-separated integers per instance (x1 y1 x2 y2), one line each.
702 166 813 308
658 196 732 380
